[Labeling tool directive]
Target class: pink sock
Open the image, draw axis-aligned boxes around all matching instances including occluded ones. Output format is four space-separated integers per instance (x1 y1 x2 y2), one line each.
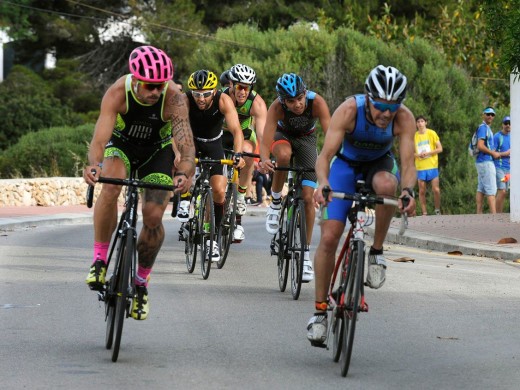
135 266 152 286
93 241 110 264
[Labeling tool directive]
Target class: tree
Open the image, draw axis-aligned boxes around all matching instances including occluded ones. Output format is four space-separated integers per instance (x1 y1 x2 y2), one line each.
0 66 69 150
484 0 520 75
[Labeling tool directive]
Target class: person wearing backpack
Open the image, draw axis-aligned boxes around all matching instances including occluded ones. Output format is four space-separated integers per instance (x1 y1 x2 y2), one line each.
474 107 500 214
494 115 511 213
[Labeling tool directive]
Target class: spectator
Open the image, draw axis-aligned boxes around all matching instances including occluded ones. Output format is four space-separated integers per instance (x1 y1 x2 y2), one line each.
251 161 272 205
475 107 500 214
414 115 443 215
494 115 511 213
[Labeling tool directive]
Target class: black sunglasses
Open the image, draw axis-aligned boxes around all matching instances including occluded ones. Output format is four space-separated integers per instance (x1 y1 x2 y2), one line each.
138 81 166 91
504 121 511 125
485 113 495 117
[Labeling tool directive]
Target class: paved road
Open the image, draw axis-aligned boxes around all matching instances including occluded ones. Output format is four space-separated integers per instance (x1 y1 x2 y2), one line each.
2 215 520 389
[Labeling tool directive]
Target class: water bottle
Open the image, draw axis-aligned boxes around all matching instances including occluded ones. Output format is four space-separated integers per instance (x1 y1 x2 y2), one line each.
195 194 201 215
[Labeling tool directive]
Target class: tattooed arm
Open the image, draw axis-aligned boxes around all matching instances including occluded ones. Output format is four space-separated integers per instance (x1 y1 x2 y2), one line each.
165 87 196 192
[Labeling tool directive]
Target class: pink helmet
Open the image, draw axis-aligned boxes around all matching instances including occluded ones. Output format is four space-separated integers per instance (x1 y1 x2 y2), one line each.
128 45 174 82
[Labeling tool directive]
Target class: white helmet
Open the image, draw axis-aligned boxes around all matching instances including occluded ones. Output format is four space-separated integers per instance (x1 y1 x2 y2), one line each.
229 64 257 85
365 65 407 103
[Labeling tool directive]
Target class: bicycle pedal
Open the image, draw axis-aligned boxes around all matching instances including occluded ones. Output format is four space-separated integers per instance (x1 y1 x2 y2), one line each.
310 340 328 349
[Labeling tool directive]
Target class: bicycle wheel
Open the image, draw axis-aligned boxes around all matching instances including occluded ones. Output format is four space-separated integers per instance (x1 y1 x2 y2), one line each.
332 305 344 362
217 182 237 269
199 189 215 280
276 197 290 292
104 263 118 350
332 239 350 362
111 231 134 362
340 240 365 376
184 219 197 273
290 200 306 300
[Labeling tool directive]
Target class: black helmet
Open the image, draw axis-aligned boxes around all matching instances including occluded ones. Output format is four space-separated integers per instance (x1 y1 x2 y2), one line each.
220 70 232 87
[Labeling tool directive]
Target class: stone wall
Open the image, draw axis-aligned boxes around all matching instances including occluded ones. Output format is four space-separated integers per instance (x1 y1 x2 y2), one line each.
0 178 104 207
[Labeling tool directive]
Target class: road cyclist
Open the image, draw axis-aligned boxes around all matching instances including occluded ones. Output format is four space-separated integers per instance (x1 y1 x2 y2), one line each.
221 63 268 243
306 65 416 348
259 72 331 283
175 69 245 263
84 45 195 321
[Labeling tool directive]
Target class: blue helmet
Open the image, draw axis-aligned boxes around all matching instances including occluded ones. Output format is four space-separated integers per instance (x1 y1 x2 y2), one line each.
276 73 306 99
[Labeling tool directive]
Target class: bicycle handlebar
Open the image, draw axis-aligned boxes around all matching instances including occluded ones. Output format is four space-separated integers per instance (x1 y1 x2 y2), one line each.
322 186 409 235
195 158 234 166
274 166 315 173
85 177 175 209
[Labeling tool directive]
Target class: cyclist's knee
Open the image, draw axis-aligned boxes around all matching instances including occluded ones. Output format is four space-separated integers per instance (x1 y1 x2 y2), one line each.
142 212 164 229
99 184 122 202
320 229 341 250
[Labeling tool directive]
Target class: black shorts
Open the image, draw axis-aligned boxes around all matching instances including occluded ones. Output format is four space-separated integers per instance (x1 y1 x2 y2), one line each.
195 138 225 177
273 130 318 185
104 136 174 185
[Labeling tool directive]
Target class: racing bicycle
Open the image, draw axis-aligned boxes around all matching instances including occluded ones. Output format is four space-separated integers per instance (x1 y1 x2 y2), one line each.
270 163 315 300
321 181 408 376
86 170 174 362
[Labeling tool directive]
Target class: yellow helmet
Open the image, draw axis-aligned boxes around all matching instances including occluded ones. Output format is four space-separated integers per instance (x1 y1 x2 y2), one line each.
188 70 218 90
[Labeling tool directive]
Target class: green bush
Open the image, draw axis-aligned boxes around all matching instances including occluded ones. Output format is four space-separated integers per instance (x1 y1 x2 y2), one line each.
0 124 94 178
0 66 72 150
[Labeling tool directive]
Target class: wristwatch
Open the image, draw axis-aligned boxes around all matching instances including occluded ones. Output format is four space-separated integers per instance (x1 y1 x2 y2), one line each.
402 187 415 198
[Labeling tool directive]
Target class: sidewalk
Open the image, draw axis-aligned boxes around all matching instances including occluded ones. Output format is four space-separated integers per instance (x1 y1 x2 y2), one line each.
1 205 519 261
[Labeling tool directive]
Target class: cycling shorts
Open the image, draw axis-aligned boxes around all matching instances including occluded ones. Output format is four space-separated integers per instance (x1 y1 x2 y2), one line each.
322 153 399 223
195 137 225 177
272 130 317 186
104 136 174 185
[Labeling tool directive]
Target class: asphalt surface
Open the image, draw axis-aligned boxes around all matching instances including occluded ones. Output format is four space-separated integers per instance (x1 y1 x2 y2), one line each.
1 204 519 261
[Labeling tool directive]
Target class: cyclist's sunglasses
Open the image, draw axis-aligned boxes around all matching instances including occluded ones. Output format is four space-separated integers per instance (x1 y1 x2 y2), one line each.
192 90 214 98
234 83 252 92
369 97 401 113
138 81 167 92
485 113 495 117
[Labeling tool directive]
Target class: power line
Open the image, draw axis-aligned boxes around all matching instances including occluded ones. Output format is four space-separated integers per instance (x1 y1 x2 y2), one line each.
65 0 261 52
0 0 105 22
1 0 261 52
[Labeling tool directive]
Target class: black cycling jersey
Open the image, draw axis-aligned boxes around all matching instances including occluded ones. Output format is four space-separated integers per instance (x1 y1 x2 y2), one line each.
113 74 172 146
186 90 224 140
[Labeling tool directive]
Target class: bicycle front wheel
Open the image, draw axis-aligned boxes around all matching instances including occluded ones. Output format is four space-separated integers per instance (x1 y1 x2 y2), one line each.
105 267 117 350
217 182 237 269
276 197 290 292
199 189 215 280
184 219 197 273
112 231 134 362
340 240 365 376
290 200 306 300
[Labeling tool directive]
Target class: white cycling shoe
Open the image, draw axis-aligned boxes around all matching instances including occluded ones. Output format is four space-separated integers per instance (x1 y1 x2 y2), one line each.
366 252 386 289
265 202 281 234
233 225 245 242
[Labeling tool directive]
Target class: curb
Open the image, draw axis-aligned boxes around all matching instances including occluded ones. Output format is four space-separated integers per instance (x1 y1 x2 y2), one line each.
374 226 520 262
